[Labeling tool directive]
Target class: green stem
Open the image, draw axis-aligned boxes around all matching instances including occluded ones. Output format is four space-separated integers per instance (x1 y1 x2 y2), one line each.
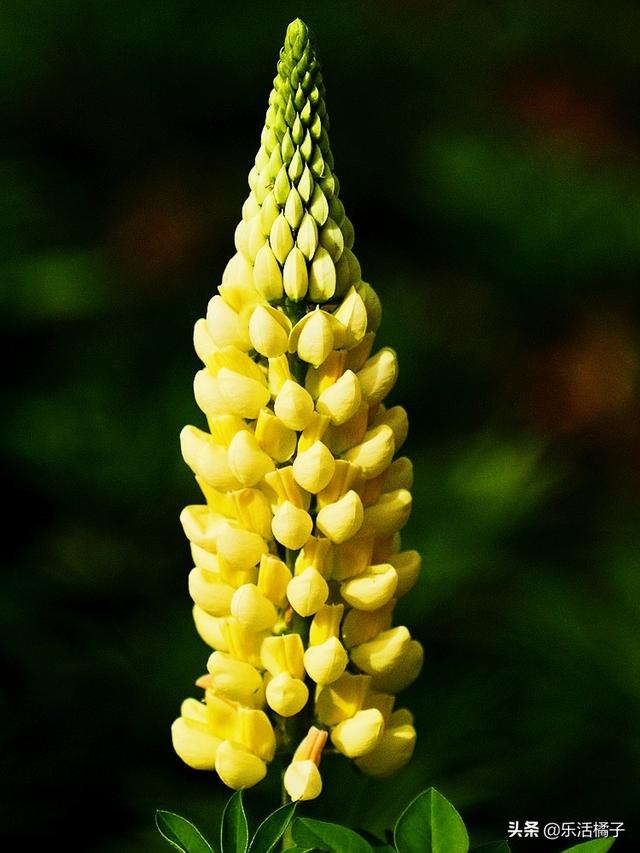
281 769 295 850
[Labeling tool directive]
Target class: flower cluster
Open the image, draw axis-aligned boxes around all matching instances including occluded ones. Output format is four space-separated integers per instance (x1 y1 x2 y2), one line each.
171 18 421 801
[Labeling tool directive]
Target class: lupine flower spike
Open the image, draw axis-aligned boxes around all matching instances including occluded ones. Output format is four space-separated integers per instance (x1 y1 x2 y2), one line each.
171 18 422 797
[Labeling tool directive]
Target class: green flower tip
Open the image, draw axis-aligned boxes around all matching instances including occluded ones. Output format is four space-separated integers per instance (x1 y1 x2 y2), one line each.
285 18 310 52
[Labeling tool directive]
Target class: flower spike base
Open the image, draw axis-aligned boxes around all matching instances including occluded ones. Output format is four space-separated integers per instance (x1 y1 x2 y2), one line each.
171 18 422 802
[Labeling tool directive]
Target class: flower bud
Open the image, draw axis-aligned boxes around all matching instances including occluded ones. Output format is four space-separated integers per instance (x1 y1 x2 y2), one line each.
345 332 375 372
283 759 322 801
344 424 395 480
231 584 278 631
315 370 362 426
331 708 384 758
355 717 416 778
227 429 274 487
342 600 394 648
284 186 304 228
206 651 264 706
350 626 411 677
188 568 234 616
274 379 314 430
319 217 344 262
357 347 398 404
254 408 297 463
233 706 276 761
193 317 218 364
253 243 284 301
215 740 266 790
356 281 382 331
292 440 335 494
389 550 421 597
372 405 409 450
249 304 291 357
304 636 348 684
265 672 309 716
296 309 334 366
361 489 412 538
316 489 364 543
180 426 241 491
371 639 423 693
309 246 336 302
341 563 398 611
287 567 328 616
270 213 294 264
193 370 226 417
257 553 292 606
315 672 371 725
333 287 367 349
383 457 414 491
216 367 270 419
297 212 318 259
206 295 251 351
272 501 313 550
283 246 308 300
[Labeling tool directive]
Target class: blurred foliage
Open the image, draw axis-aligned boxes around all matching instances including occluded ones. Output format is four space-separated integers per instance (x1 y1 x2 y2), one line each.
1 0 639 850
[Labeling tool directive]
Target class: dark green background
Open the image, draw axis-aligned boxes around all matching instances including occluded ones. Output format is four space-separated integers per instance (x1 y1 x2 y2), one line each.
2 1 638 849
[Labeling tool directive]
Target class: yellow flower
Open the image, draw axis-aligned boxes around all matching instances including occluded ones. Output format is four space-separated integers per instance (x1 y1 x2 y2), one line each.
172 18 423 795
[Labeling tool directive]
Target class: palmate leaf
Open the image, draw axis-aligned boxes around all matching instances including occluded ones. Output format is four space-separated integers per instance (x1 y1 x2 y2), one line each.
248 802 296 853
394 788 469 853
292 816 374 853
221 791 249 853
156 810 215 853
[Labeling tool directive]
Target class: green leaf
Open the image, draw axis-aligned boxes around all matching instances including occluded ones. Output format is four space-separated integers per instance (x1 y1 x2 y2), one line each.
221 791 249 853
155 810 215 853
394 788 469 853
282 848 317 852
472 844 511 852
292 817 374 853
561 840 616 852
248 802 297 853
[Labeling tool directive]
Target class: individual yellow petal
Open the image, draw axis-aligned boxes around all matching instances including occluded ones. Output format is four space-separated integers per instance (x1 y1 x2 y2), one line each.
230 584 278 631
294 536 332 577
323 403 368 455
305 350 347 399
357 348 398 404
204 690 237 740
192 605 229 651
223 618 270 671
332 287 368 349
316 370 362 426
232 488 273 540
292 440 335 494
341 600 395 648
314 672 371 725
227 430 275 487
284 759 322 801
215 740 267 790
350 626 411 677
287 567 328 616
216 525 267 571
171 717 220 770
261 633 305 679
217 367 270 419
190 542 220 573
296 310 334 366
356 282 382 332
249 304 291 357
207 414 249 447
343 424 395 480
188 567 234 616
371 639 424 693
206 651 264 706
233 706 276 762
257 553 292 606
360 489 412 539
193 370 227 417
372 405 409 450
341 563 398 611
274 380 314 430
272 501 313 550
297 412 330 451
309 604 344 645
308 245 336 302
220 262 260 307
206 295 251 351
180 426 242 491
265 672 309 717
389 550 421 597
194 317 218 364
253 243 284 301
263 466 311 510
383 457 414 491
330 708 384 758
254 408 297 463
355 718 416 778
345 332 375 373
180 505 228 550
315 490 364 543
303 636 348 684
283 246 308 301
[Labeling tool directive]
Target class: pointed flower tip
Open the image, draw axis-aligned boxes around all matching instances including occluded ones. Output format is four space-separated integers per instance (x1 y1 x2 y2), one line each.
286 18 310 47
